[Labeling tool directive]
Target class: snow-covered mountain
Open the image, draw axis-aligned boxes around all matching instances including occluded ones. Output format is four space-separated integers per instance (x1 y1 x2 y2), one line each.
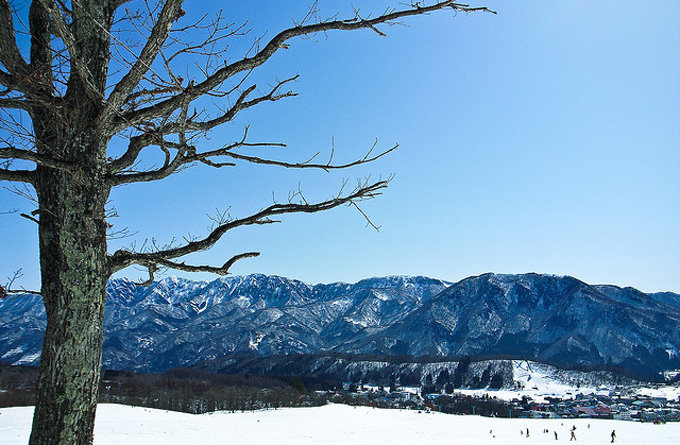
344 274 680 377
0 274 447 371
1 273 678 377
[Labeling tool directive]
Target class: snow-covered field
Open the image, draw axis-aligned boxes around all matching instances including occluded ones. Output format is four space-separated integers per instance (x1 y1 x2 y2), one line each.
1 404 678 444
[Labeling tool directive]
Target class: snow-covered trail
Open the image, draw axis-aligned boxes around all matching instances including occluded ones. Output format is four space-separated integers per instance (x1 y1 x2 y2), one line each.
1 403 678 444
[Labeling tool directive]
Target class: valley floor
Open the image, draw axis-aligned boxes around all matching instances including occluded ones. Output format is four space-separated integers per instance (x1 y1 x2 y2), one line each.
1 403 679 444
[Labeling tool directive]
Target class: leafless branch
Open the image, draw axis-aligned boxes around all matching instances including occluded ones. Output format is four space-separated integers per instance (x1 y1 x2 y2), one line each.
0 0 30 78
0 97 30 109
0 269 40 297
37 0 102 102
108 178 389 274
103 0 185 122
180 76 299 133
218 141 398 172
108 127 396 185
0 70 19 91
107 76 299 175
111 1 495 132
0 167 35 183
20 210 39 224
0 146 75 171
133 251 260 286
28 1 54 98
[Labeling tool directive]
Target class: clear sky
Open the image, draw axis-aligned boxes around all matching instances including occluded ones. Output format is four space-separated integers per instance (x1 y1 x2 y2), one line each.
1 0 678 292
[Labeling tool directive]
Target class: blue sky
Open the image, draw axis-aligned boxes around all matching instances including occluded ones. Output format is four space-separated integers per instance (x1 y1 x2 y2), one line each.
1 0 678 292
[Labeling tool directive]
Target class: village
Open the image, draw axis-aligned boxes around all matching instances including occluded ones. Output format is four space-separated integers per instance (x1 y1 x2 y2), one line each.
321 383 680 424
504 389 680 422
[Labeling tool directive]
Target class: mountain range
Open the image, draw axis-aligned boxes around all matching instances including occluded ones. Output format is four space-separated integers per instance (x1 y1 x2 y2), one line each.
1 273 679 378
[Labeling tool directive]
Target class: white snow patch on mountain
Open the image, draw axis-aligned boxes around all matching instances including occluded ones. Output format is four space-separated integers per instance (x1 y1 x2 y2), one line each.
1 347 23 359
12 352 40 366
344 317 368 328
373 290 390 301
664 369 680 380
248 333 265 350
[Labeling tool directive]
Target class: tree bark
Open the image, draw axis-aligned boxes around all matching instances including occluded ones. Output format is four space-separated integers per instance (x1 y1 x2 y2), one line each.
26 3 115 441
29 143 109 445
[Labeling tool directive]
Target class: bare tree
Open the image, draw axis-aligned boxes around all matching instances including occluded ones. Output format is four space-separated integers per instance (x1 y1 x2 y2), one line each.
0 1 492 443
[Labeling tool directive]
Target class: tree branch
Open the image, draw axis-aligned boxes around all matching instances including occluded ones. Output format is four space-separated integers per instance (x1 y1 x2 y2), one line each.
29 0 54 97
180 76 299 133
109 0 132 11
214 141 398 172
0 69 19 90
112 1 494 132
0 269 40 297
108 129 395 186
38 0 102 102
0 0 30 77
108 178 388 273
133 252 260 286
103 0 185 123
0 146 76 171
107 76 299 175
0 97 30 110
106 138 193 185
0 168 35 183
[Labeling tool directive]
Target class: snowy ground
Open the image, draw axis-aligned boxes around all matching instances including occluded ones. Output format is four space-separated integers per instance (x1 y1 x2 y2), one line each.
457 361 680 403
1 404 679 444
457 360 599 402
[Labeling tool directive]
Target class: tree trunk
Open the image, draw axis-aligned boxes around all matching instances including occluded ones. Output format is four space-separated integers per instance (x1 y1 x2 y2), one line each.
29 150 109 445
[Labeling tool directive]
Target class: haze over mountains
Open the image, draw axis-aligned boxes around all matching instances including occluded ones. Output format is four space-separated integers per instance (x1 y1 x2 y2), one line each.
1 273 679 378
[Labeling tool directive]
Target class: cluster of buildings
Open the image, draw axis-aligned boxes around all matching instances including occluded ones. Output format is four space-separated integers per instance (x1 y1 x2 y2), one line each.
510 390 680 422
329 383 680 423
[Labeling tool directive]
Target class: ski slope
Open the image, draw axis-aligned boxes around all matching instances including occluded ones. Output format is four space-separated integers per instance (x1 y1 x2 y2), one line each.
456 360 680 403
1 403 679 444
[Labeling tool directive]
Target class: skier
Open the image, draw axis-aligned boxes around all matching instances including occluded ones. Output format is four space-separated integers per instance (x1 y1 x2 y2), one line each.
527 428 530 437
570 430 577 441
611 430 616 443
554 431 558 440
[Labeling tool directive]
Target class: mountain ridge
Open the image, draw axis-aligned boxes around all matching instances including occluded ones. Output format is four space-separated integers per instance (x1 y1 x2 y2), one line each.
1 272 678 377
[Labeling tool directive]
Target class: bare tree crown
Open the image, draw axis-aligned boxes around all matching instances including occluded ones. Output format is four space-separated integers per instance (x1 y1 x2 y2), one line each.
0 1 493 286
